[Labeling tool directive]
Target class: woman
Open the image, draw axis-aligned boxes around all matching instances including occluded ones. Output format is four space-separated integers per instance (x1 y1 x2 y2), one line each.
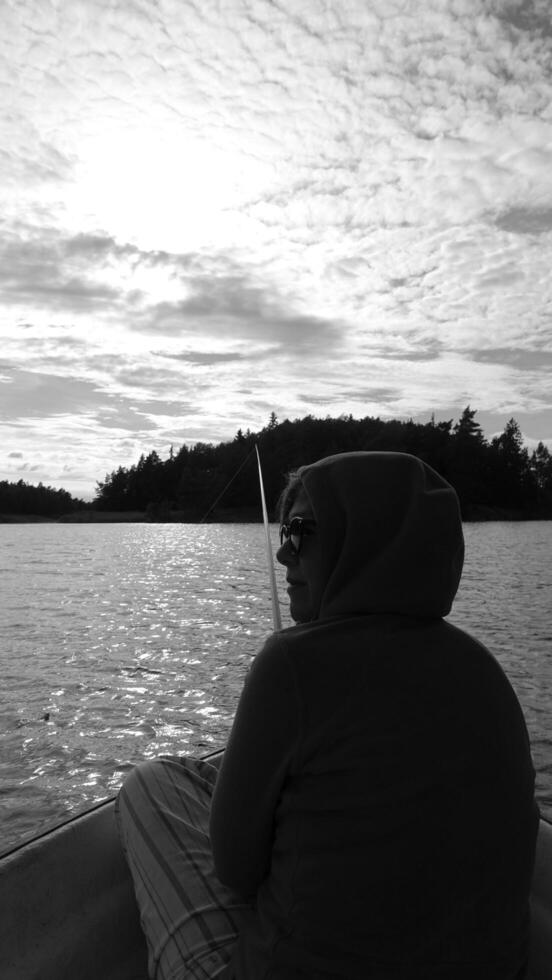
117 451 539 979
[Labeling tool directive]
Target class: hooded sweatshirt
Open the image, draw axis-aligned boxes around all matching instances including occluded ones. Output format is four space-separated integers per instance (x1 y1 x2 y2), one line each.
210 452 538 980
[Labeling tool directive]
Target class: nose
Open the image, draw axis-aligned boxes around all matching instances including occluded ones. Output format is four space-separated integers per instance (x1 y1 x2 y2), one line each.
276 539 296 566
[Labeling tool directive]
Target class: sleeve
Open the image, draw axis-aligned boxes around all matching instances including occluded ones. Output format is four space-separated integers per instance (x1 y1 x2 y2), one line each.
209 633 301 898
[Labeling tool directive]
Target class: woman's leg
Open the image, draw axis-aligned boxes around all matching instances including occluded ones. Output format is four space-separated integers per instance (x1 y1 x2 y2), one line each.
115 755 250 980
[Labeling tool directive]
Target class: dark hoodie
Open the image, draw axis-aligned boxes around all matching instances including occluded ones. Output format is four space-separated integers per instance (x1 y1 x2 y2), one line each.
210 453 538 979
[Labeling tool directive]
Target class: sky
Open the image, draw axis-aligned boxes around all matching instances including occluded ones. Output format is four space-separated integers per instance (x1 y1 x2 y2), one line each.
1 0 552 500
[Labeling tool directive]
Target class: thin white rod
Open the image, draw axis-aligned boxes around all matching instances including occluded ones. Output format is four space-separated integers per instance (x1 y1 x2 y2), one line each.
255 444 282 631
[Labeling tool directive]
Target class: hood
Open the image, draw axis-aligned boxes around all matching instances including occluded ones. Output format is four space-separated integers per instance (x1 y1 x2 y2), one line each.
297 452 464 620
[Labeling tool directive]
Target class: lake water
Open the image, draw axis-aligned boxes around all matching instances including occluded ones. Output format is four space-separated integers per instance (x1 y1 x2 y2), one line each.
1 521 551 856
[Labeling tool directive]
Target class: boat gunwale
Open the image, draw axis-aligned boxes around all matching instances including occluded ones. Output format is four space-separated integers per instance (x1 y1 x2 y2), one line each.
2 746 549 864
0 752 550 980
0 747 225 862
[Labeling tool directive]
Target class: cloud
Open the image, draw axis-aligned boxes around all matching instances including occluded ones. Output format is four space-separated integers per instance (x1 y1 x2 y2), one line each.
0 234 122 313
299 387 401 406
0 229 205 329
7 451 23 458
62 233 197 271
364 345 443 362
495 207 552 234
493 0 552 37
0 367 105 420
468 348 552 368
158 350 250 366
139 273 343 349
0 227 342 354
0 366 179 433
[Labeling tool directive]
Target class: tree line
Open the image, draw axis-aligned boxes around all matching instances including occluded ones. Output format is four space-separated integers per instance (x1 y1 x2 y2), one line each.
2 409 551 520
94 408 552 520
0 479 87 518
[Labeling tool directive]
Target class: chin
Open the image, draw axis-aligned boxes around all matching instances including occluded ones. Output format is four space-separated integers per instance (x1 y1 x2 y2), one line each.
289 599 312 624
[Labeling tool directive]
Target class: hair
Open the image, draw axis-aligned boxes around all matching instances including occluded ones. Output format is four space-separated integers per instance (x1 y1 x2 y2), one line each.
277 470 303 522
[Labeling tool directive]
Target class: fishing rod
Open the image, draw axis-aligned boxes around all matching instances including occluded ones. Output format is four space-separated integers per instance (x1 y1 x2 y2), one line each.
255 444 282 632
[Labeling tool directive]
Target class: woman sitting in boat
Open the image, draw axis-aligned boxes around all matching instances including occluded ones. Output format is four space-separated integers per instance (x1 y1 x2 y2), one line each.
116 451 539 980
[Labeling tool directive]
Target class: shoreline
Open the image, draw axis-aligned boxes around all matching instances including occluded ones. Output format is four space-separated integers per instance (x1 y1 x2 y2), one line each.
2 506 552 524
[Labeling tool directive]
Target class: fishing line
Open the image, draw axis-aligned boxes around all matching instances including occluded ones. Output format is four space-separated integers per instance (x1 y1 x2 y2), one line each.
197 442 282 631
199 447 256 523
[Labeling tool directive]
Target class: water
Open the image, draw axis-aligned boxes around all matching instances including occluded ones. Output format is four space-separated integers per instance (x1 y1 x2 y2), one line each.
1 521 551 856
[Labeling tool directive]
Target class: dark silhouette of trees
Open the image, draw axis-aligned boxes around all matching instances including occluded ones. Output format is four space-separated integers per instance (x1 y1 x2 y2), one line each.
454 405 483 441
488 418 535 512
531 442 552 513
445 406 491 511
4 410 550 520
91 409 552 520
0 479 86 517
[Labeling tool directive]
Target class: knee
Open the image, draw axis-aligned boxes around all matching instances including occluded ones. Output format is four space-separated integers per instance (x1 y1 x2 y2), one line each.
116 758 167 814
125 758 168 785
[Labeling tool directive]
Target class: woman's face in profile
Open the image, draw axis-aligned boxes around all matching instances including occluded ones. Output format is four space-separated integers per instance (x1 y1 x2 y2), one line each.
276 487 322 623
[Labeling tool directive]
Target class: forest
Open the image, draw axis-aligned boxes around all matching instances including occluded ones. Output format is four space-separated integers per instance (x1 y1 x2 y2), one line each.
2 408 552 521
0 479 87 519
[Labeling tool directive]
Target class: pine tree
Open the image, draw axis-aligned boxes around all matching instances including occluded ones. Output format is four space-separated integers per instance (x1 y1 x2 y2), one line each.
453 406 483 442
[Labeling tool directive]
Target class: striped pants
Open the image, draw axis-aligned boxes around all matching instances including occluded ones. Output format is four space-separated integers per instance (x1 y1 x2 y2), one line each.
115 755 251 980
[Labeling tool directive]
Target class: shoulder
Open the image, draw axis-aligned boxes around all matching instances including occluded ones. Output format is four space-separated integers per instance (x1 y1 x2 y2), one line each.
438 619 500 665
429 620 522 708
253 620 328 661
244 630 298 694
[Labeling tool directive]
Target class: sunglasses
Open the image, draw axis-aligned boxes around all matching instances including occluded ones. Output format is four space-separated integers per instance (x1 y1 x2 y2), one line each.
279 516 316 555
